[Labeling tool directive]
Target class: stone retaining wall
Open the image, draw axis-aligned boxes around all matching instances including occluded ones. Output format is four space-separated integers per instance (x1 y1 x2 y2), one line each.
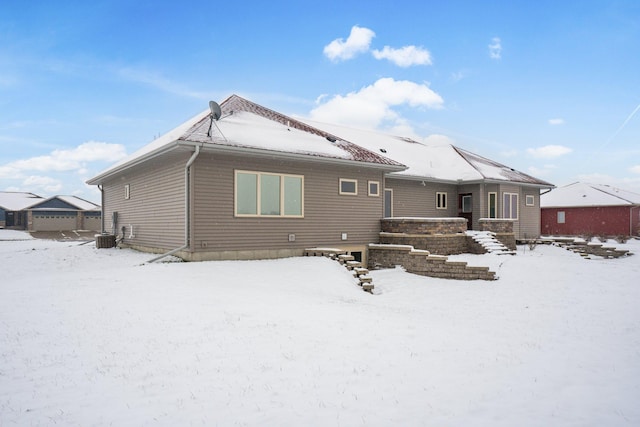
478 219 516 249
493 233 516 250
478 218 514 234
379 218 517 254
379 232 468 255
381 217 468 235
368 244 496 281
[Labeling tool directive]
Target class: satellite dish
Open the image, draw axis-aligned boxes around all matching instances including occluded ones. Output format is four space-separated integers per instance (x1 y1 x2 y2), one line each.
209 101 222 121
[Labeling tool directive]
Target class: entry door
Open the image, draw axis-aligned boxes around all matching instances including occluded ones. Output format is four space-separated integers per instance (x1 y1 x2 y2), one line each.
6 212 15 227
459 193 472 229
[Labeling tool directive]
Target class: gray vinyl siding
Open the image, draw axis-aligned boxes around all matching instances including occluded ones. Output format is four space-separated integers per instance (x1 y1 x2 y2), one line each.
520 189 541 238
385 178 458 217
191 152 386 252
102 151 189 250
496 184 540 239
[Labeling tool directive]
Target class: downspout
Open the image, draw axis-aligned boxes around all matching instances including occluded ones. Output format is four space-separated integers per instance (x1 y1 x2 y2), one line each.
98 184 105 234
148 145 201 263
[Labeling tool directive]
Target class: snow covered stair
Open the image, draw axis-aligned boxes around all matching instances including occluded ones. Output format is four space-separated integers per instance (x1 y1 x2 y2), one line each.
466 230 516 255
305 248 375 293
548 239 632 259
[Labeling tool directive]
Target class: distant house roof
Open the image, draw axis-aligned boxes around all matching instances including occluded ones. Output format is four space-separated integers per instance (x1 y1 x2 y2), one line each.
29 195 101 211
541 182 640 208
302 119 554 187
0 191 44 211
0 192 100 212
88 95 406 184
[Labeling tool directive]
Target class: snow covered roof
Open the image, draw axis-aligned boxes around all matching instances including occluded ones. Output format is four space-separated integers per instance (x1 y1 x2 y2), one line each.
541 182 640 208
0 191 43 211
88 95 405 184
301 119 553 187
0 192 100 211
29 195 101 211
88 94 552 188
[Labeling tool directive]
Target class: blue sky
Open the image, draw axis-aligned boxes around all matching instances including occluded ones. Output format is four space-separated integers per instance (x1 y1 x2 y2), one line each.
1 0 639 203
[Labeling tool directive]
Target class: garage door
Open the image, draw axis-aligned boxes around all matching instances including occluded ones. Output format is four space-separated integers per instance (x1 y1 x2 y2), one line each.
32 213 78 231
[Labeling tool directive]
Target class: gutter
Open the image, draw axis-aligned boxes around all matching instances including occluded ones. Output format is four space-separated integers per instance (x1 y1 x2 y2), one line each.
148 145 201 263
389 173 555 189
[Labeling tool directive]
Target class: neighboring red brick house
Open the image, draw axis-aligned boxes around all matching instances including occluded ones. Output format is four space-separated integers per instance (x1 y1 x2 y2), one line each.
541 182 640 237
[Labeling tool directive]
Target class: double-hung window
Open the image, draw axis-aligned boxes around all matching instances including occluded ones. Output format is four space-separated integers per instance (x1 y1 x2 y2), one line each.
503 192 518 219
235 170 304 217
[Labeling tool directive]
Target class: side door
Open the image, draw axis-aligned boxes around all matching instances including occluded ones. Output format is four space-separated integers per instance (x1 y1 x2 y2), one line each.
458 193 472 230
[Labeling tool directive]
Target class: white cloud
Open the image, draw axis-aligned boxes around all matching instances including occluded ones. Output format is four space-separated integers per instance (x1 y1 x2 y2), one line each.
371 45 432 67
526 145 572 159
449 70 468 83
630 165 640 174
117 67 209 99
488 37 502 59
500 149 518 158
0 141 127 178
22 176 62 193
548 118 565 125
323 26 375 62
528 164 557 177
309 77 444 130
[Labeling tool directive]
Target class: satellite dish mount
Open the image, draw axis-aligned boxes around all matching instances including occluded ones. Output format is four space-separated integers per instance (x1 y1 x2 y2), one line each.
207 101 224 138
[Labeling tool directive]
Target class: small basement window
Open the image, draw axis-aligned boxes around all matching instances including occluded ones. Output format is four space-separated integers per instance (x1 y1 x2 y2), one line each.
339 179 358 195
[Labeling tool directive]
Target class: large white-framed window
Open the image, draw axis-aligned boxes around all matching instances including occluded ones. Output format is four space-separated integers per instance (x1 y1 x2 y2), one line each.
436 192 447 209
503 192 519 219
235 170 304 218
488 192 497 218
339 178 358 195
368 180 380 197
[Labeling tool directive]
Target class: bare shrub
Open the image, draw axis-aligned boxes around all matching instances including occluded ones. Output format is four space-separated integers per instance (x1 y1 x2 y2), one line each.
523 234 538 251
615 235 629 244
582 232 594 243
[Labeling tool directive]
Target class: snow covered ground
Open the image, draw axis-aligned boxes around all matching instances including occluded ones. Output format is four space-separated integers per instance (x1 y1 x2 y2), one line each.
1 230 639 426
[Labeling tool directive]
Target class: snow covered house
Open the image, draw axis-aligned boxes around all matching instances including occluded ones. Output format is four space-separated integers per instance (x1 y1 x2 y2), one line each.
300 119 554 240
0 191 43 229
26 195 101 232
541 182 640 237
87 95 552 262
0 191 101 231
